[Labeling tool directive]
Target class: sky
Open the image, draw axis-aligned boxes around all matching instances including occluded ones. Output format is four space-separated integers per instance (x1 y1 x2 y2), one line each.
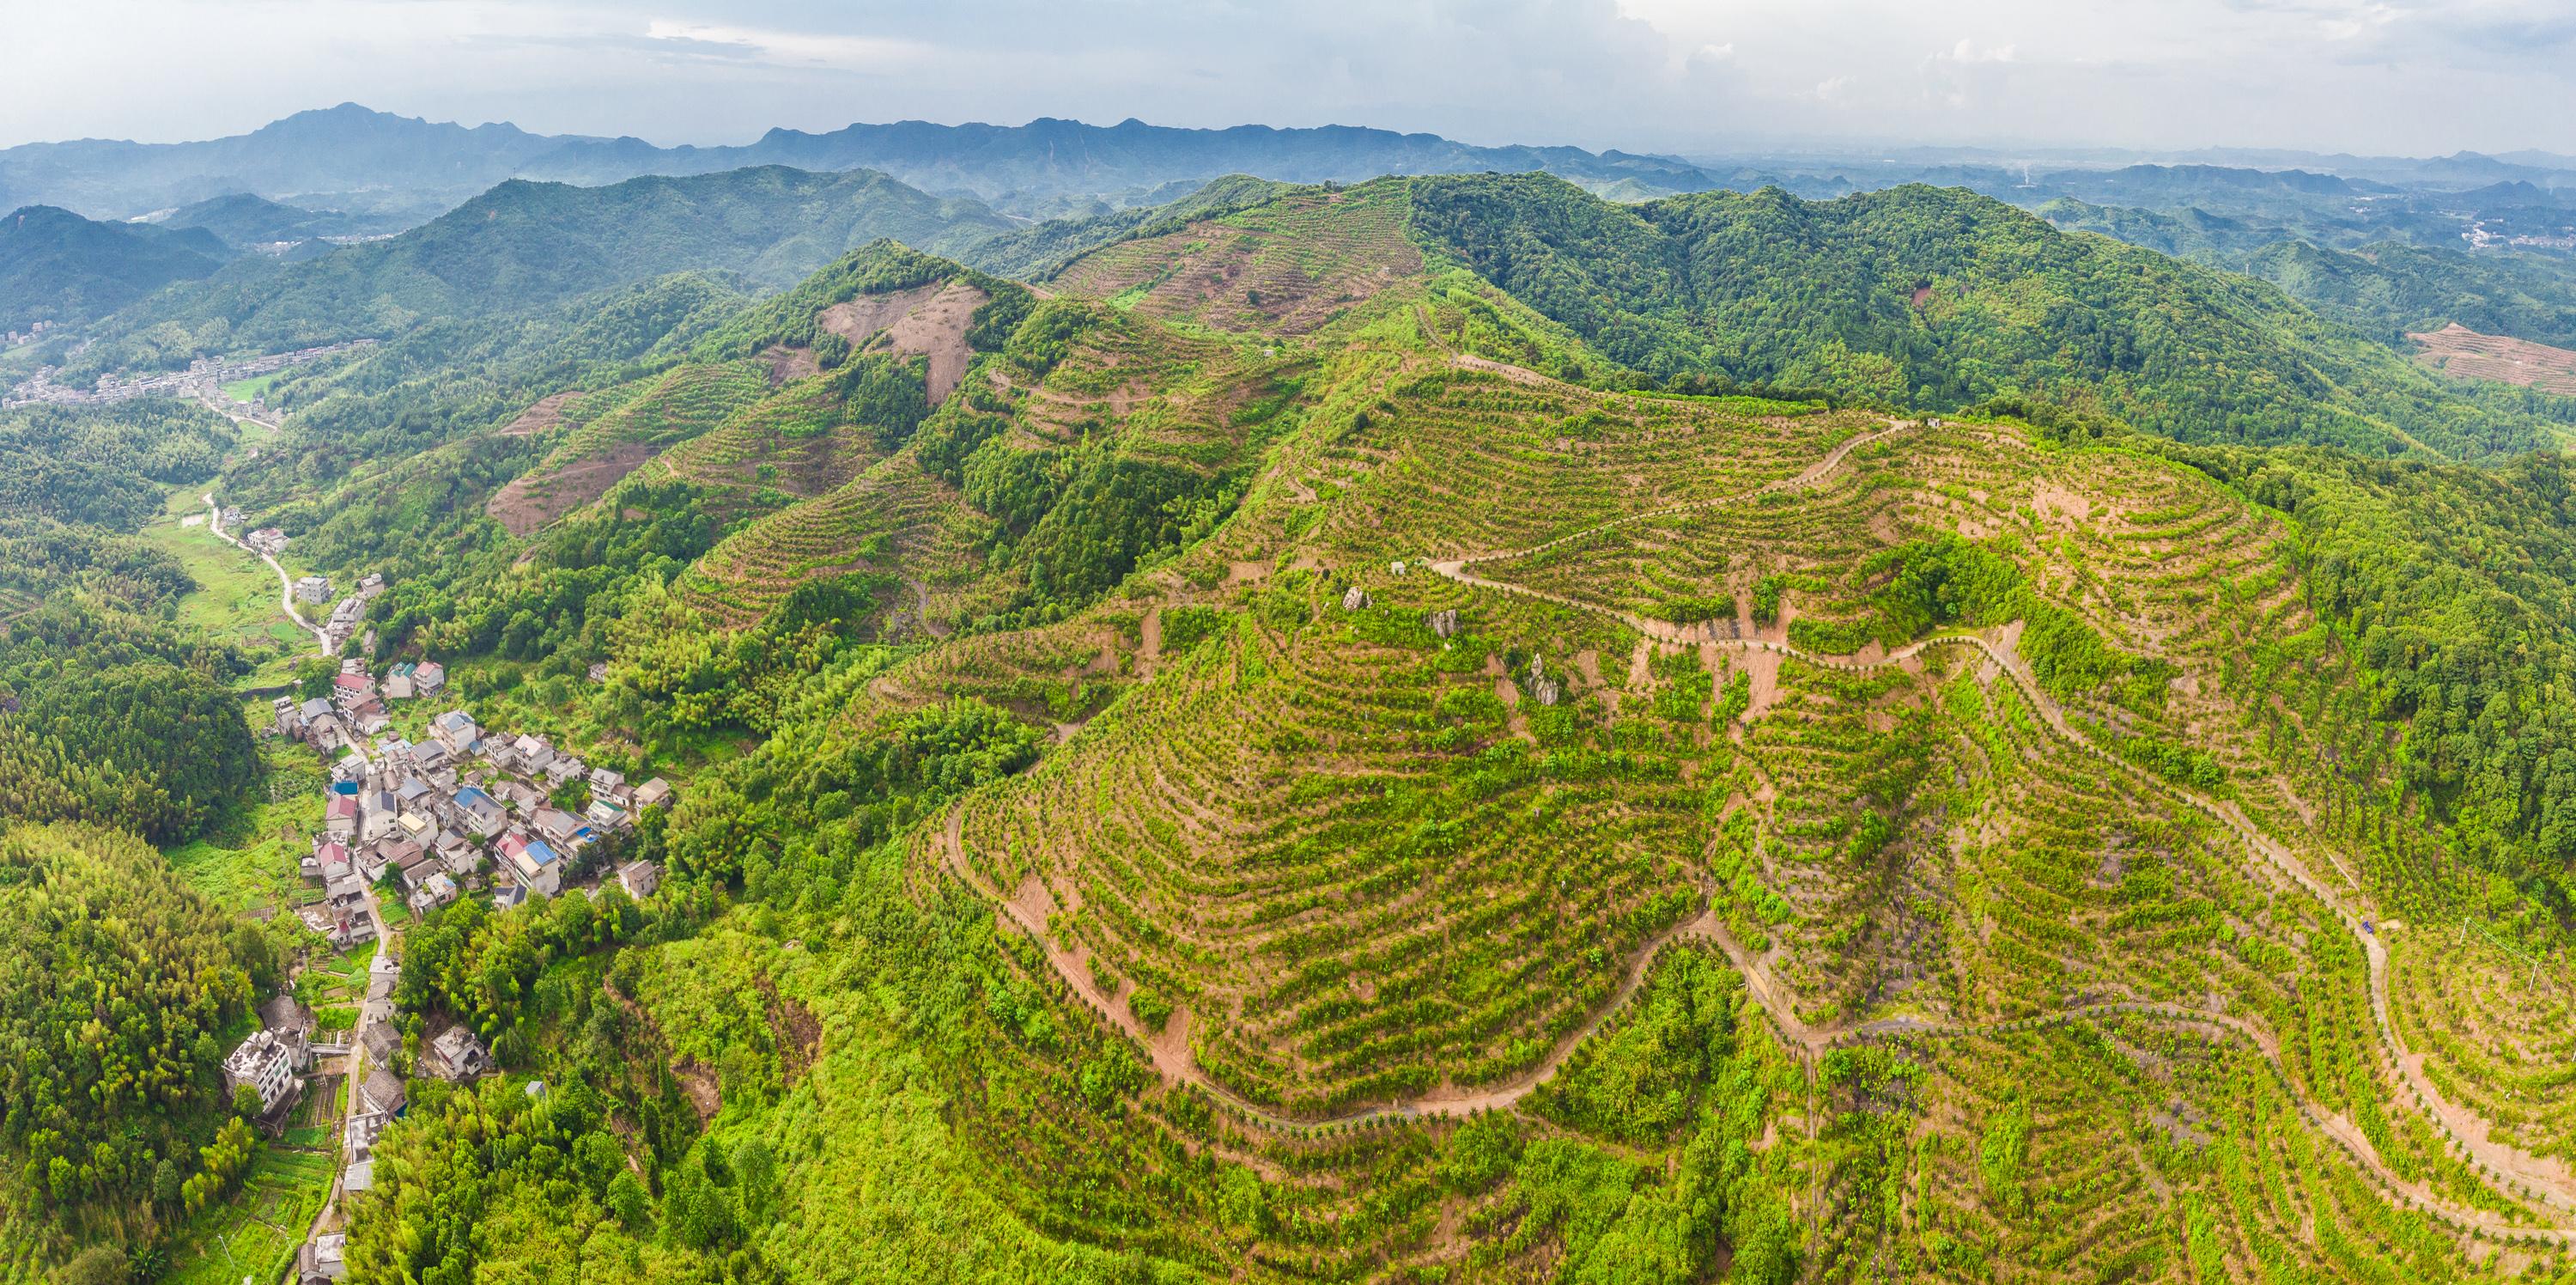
5 0 2573 157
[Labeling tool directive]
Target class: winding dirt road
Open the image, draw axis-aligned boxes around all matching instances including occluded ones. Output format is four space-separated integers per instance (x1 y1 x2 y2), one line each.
934 413 2573 1239
1425 422 2576 1237
204 491 331 656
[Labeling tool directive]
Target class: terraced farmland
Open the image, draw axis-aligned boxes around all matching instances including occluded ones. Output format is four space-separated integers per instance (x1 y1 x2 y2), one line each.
1048 180 1423 335
483 359 773 535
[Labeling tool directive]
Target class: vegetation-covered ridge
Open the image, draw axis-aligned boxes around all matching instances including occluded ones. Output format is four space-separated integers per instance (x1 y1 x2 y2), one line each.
1405 174 2576 460
21 164 2576 1283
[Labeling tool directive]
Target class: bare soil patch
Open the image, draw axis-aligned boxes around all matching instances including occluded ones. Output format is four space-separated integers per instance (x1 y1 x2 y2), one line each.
497 392 574 437
758 344 819 387
815 282 944 351
2409 322 2576 395
817 278 988 407
673 1054 722 1125
484 440 654 537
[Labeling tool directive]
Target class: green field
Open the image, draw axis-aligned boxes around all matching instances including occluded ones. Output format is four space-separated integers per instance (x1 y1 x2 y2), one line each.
160 1145 336 1285
220 373 281 403
139 481 312 685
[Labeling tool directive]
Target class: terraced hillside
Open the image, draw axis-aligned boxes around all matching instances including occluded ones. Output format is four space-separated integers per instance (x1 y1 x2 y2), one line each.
675 290 1298 631
482 360 773 535
872 207 2576 1273
1048 179 1423 334
324 181 2576 1283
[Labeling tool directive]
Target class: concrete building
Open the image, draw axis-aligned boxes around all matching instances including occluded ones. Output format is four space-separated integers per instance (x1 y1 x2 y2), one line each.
223 1029 305 1115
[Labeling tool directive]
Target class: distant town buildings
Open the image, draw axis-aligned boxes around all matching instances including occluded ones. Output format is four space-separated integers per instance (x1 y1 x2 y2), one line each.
1 338 378 410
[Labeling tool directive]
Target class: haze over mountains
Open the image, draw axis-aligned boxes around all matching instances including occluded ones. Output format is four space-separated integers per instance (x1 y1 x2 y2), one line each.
10 102 2576 228
9 101 2576 371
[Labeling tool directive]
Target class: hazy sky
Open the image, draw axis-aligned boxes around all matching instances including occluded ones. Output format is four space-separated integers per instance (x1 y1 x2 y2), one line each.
6 0 2573 156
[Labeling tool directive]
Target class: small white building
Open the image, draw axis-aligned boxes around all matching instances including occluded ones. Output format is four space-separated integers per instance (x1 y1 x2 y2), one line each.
294 575 332 605
617 860 661 899
423 1026 492 1082
223 1029 305 1114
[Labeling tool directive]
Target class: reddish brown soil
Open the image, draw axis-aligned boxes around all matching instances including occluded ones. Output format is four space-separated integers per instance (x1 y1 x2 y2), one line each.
2409 322 2576 395
817 278 988 406
484 440 654 536
497 392 573 437
758 344 820 387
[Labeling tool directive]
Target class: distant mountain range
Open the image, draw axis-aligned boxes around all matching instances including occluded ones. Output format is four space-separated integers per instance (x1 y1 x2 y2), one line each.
0 103 1733 225
39 165 1016 370
27 103 2568 234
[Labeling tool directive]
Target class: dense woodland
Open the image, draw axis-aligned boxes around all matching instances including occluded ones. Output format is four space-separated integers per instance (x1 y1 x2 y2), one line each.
1410 174 2576 459
0 401 259 845
0 823 272 1273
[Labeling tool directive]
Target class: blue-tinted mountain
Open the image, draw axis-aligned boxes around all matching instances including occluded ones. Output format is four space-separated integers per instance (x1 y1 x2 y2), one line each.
0 204 228 332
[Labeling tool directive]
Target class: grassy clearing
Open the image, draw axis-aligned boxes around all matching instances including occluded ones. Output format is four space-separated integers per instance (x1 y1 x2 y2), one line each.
164 781 321 922
140 480 310 685
220 373 281 403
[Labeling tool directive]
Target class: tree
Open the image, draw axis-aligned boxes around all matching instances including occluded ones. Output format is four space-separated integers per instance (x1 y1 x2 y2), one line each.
605 1168 652 1231
295 655 340 699
58 1245 127 1285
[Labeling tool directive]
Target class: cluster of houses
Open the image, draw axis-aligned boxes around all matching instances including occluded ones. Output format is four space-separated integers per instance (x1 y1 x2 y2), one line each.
222 994 322 1117
0 338 377 409
321 572 385 651
275 656 439 760
283 697 671 947
0 318 52 349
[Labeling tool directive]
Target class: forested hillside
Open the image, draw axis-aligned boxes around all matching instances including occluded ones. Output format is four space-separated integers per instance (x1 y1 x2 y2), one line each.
16 183 2492 1283
1410 174 2573 458
0 399 259 843
15 160 2576 1283
58 166 1014 381
0 822 271 1275
0 205 228 332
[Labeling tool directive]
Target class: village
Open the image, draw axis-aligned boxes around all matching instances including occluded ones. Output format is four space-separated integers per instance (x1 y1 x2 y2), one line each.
0 337 376 409
208 563 671 1282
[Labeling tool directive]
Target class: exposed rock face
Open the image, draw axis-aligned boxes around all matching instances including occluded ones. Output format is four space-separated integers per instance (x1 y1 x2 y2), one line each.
1427 608 1460 639
1342 587 1370 612
1525 655 1559 705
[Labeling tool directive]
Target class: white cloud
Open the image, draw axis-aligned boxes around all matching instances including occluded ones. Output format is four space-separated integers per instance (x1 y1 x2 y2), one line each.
1946 37 2018 62
0 0 2569 156
638 20 934 69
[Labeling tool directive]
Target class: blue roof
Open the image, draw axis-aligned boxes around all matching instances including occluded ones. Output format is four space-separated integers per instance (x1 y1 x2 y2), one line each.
453 786 497 810
524 839 561 867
